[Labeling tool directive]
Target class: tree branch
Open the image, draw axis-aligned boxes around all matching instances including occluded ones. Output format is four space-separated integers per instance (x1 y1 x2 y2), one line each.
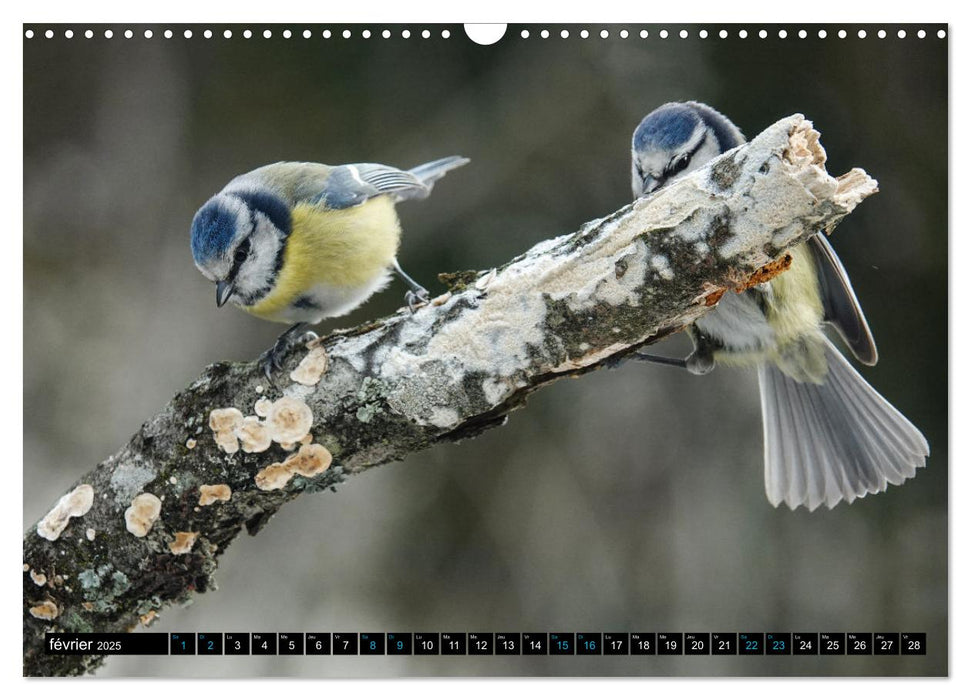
23 115 878 676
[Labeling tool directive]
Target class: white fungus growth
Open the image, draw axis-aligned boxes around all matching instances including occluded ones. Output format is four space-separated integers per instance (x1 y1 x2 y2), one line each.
326 332 382 373
235 416 272 453
266 397 314 444
427 407 460 428
124 493 162 537
30 570 47 586
198 484 232 506
254 397 273 417
650 254 674 281
374 221 647 422
481 378 512 406
290 345 330 385
37 484 95 542
86 528 96 541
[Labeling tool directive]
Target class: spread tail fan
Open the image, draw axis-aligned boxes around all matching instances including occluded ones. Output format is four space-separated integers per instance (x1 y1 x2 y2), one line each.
758 337 928 510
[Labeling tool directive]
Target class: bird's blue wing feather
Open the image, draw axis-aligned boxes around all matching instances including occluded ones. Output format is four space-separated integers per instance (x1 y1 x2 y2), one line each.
317 163 429 209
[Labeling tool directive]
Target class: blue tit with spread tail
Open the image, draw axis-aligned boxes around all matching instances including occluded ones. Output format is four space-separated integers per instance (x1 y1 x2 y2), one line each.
628 101 928 511
190 156 468 376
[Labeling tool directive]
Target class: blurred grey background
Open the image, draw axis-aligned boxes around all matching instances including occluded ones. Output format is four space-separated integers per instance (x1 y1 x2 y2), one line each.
23 24 947 677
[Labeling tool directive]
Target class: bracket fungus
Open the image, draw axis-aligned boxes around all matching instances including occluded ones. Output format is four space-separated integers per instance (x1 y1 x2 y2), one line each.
266 397 314 444
208 407 244 454
124 493 162 537
254 463 293 491
168 531 199 555
286 443 333 477
255 443 333 491
235 416 272 453
36 484 94 542
289 345 329 386
198 484 232 506
254 397 273 417
29 600 59 621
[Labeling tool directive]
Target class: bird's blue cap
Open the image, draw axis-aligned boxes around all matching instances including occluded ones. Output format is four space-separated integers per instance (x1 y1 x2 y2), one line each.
632 103 701 152
190 198 239 264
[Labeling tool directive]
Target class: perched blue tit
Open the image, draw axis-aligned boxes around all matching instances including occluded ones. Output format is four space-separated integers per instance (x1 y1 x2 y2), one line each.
190 156 469 375
628 101 928 510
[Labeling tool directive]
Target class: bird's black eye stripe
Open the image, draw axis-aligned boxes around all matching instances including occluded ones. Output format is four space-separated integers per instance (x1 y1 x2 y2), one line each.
235 237 251 263
665 135 708 177
666 153 691 176
227 237 251 281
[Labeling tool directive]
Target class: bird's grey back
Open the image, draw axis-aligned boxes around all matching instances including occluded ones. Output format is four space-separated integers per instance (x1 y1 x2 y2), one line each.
223 157 469 211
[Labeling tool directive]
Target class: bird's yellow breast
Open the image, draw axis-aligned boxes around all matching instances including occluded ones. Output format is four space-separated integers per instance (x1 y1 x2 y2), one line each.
763 241 828 382
764 242 824 344
245 197 401 321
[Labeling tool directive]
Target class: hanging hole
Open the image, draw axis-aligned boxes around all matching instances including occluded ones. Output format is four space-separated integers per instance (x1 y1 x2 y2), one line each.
464 24 506 45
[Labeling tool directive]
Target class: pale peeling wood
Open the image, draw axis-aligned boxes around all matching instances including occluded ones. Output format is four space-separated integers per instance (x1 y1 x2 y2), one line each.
22 115 877 676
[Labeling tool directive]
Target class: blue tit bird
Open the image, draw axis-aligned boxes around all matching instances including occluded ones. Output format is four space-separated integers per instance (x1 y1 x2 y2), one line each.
190 156 469 376
628 101 928 511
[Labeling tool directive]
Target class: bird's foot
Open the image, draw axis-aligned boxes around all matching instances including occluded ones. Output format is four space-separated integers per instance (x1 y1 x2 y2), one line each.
257 342 291 380
393 258 431 312
606 351 688 371
257 323 311 379
298 330 319 345
404 287 430 313
606 348 714 375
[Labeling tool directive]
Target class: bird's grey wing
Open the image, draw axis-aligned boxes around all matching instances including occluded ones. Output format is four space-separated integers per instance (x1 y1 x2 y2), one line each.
808 233 878 366
316 163 433 210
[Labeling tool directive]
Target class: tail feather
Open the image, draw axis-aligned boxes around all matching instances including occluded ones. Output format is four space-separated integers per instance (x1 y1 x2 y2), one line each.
408 156 470 187
758 337 928 510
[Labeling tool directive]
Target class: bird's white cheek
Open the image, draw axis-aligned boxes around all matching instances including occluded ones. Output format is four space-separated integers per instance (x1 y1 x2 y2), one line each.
234 220 284 302
685 139 722 177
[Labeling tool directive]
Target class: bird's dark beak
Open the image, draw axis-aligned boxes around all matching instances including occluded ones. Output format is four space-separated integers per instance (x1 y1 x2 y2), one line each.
216 280 235 307
641 175 661 195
